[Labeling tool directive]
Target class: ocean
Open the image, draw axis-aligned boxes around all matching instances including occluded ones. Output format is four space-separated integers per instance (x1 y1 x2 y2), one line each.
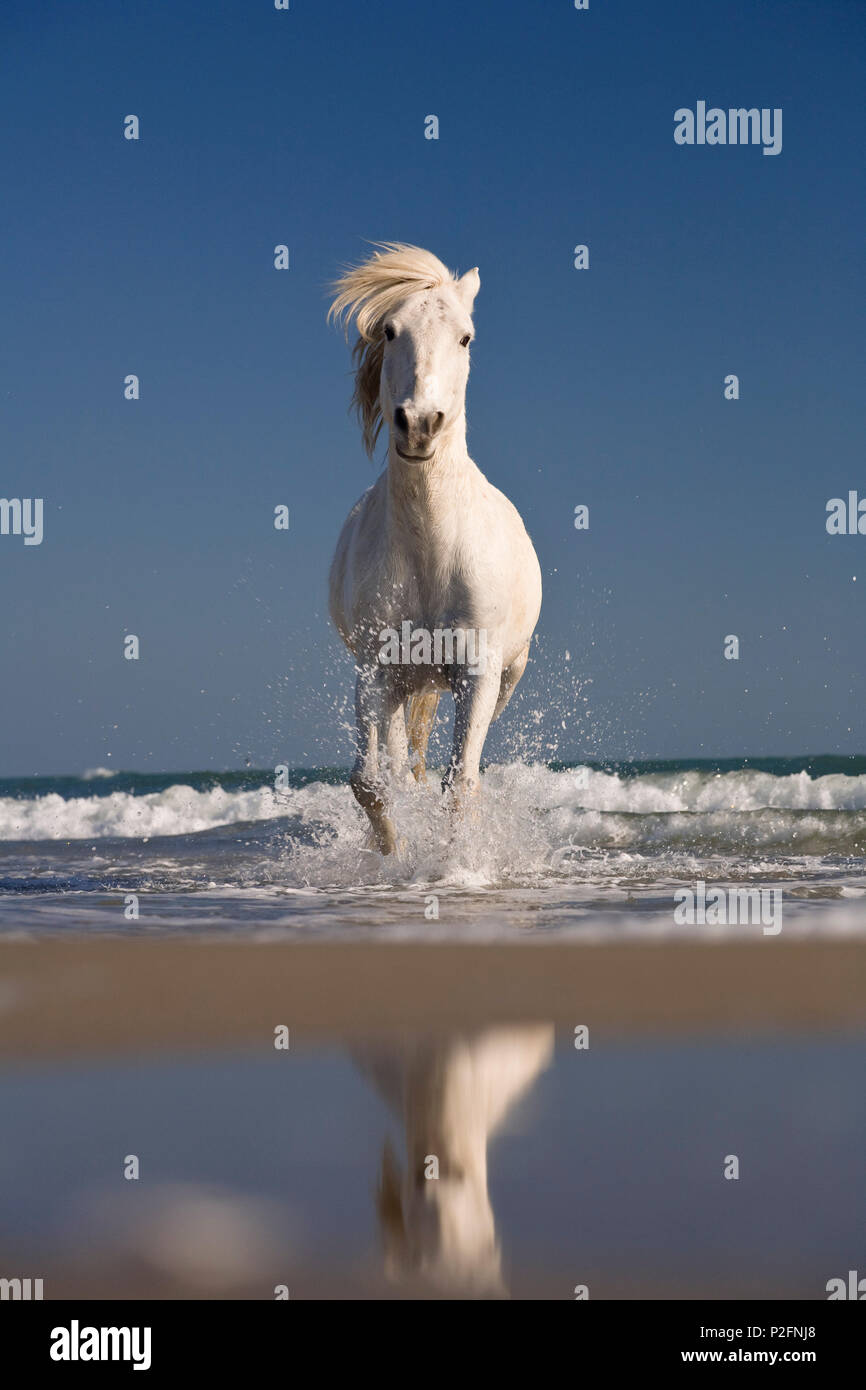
1 756 865 937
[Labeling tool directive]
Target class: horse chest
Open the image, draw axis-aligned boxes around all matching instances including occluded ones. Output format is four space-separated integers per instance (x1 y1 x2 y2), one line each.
384 549 474 628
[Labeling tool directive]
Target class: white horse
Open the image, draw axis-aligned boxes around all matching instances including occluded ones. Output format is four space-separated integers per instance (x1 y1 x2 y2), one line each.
328 244 542 854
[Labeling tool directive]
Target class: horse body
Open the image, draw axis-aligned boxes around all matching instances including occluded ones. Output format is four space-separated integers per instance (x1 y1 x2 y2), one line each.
328 245 541 853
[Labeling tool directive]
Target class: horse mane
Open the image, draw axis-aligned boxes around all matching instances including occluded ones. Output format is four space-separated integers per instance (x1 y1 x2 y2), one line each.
328 243 456 458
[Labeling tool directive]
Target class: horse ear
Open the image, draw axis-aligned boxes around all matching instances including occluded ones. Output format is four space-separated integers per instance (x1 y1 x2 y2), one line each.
456 266 480 310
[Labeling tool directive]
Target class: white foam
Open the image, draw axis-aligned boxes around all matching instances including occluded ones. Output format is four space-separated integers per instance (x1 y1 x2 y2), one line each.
1 764 865 846
0 783 285 841
496 763 866 813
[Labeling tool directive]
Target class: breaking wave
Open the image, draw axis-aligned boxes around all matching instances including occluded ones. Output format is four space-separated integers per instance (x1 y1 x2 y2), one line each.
1 764 865 860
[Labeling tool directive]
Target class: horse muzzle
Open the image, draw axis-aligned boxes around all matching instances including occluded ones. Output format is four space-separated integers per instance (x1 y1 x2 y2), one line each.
393 405 445 460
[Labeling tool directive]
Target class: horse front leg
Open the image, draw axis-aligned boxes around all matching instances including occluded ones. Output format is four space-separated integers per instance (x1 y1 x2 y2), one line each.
442 653 502 811
350 665 400 855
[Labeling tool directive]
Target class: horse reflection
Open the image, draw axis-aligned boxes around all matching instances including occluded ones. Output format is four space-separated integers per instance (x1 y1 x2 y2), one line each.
356 1024 553 1297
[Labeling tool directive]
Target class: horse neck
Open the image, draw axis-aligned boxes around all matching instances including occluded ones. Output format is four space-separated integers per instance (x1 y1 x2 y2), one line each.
385 417 472 541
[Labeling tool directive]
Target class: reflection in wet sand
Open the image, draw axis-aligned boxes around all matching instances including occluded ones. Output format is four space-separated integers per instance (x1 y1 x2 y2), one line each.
356 1025 554 1297
1 938 864 1298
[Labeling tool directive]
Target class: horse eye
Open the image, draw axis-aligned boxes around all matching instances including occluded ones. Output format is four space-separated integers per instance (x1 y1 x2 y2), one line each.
460 334 471 347
384 325 395 342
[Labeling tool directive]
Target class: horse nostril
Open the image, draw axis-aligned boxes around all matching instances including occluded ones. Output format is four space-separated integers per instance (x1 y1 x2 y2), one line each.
429 411 445 436
394 406 408 434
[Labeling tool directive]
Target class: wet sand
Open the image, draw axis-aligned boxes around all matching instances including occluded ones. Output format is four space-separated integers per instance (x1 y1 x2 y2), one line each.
1 937 865 1059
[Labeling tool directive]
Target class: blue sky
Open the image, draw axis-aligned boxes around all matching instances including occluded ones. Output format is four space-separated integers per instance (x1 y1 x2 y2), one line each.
1 0 864 775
